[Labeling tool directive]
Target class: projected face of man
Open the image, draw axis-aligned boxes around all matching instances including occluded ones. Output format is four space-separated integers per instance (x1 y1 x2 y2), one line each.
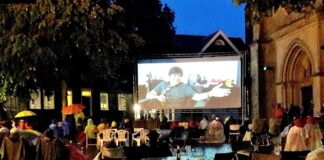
168 66 183 87
169 73 182 87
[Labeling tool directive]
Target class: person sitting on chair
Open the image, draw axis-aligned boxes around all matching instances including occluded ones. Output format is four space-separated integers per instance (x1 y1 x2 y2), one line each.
206 117 226 143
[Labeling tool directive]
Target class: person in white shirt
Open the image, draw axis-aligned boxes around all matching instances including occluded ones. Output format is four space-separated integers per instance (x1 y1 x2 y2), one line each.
198 116 208 130
284 117 308 151
305 116 323 151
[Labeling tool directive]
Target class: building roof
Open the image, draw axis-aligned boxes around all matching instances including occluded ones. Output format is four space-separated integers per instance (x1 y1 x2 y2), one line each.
171 30 246 55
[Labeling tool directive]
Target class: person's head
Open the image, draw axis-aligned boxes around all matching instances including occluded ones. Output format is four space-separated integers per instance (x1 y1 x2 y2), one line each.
51 119 57 124
123 118 129 124
202 115 208 121
293 116 304 127
100 118 107 124
25 120 33 130
168 66 183 86
87 118 94 126
162 116 168 123
306 116 316 124
111 121 117 128
44 128 54 140
57 122 63 128
148 130 159 147
18 119 26 130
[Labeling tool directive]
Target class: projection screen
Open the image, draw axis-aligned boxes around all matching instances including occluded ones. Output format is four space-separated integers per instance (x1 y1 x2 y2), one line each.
137 55 241 109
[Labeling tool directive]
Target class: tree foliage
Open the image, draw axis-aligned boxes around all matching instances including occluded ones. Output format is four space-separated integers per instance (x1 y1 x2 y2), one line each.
116 0 176 54
0 0 175 103
233 0 317 21
0 0 145 101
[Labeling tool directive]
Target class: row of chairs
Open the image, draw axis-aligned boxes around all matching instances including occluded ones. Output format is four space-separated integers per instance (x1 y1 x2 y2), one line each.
86 128 150 151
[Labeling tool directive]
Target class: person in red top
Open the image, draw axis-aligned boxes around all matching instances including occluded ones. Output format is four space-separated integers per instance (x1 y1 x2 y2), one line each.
274 103 285 119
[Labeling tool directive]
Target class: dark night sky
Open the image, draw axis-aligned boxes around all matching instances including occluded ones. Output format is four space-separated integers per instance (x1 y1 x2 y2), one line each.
161 0 246 41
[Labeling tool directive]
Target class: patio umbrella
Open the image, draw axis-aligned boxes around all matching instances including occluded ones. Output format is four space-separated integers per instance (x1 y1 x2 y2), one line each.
62 104 85 115
14 110 37 118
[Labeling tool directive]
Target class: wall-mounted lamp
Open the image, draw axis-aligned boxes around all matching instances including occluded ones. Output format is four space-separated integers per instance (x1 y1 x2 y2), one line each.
263 66 274 71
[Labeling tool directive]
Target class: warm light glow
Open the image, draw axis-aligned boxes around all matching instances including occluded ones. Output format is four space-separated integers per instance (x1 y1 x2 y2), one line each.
81 90 91 97
133 103 141 111
67 90 73 106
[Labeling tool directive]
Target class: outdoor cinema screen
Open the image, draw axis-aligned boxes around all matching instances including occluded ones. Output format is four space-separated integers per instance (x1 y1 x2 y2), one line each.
137 56 241 109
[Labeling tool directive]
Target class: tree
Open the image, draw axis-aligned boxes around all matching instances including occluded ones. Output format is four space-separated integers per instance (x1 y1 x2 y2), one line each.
116 0 176 54
0 0 144 104
233 0 316 21
0 0 176 107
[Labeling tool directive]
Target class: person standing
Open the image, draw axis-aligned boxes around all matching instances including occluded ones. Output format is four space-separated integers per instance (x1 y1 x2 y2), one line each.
305 116 323 151
284 117 308 151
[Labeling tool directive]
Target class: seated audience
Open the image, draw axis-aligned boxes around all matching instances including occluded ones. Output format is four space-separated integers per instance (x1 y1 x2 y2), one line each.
198 116 209 137
97 118 109 132
49 119 57 130
206 117 226 143
146 130 173 157
53 122 64 139
3 128 26 160
159 116 170 129
111 121 117 129
0 120 9 133
84 118 97 139
62 115 76 141
40 129 67 160
268 118 281 136
198 116 208 131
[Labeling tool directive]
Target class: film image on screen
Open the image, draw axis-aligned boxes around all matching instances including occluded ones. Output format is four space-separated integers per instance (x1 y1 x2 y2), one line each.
137 56 241 109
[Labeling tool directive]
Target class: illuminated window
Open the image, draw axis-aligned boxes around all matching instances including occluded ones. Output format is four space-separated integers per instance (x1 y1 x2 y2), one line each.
118 93 126 111
67 90 73 106
30 90 41 109
215 39 225 46
82 90 91 97
100 93 109 110
43 90 55 110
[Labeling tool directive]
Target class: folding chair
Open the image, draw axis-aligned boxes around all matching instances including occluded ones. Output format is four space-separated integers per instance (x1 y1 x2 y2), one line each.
132 129 149 146
115 130 129 146
98 129 117 151
86 134 97 150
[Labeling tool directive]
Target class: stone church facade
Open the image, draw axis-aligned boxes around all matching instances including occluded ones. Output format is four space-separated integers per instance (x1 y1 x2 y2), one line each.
247 5 324 119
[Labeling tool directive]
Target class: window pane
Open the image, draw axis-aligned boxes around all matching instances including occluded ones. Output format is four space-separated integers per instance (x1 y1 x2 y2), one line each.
43 90 55 110
30 90 41 109
82 90 91 97
118 93 126 111
100 93 109 111
67 90 73 106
